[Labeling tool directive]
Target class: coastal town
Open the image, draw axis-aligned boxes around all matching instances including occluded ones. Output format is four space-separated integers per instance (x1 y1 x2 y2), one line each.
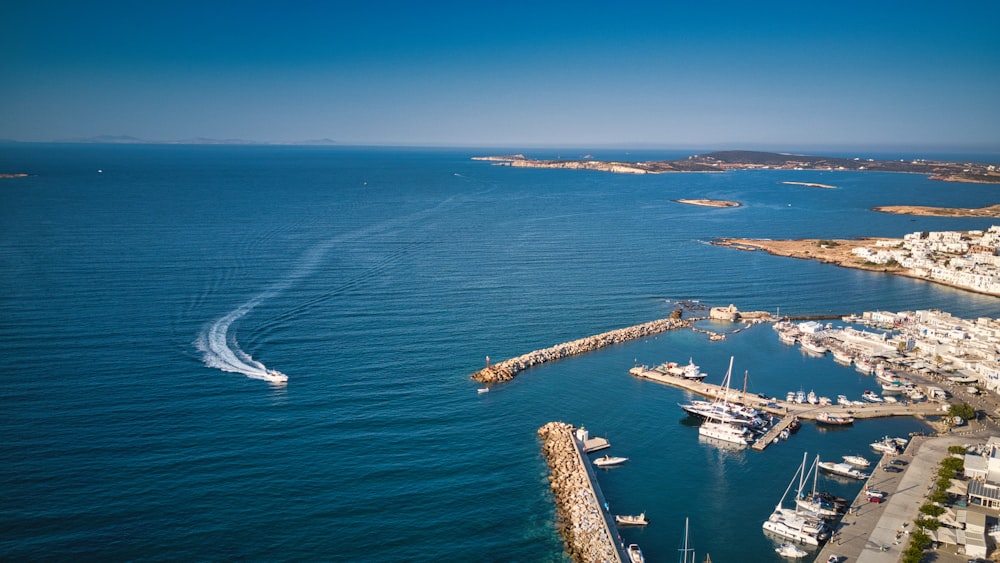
717 226 1000 297
524 305 1000 563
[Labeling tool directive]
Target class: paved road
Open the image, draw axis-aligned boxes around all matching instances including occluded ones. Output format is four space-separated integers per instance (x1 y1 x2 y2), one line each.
814 409 997 563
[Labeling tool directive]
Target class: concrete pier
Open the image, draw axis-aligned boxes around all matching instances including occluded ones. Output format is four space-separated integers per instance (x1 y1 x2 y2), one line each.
628 365 945 433
538 422 626 562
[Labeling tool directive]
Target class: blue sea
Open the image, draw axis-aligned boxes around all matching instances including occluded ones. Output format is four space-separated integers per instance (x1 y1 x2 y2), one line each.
2 144 1000 561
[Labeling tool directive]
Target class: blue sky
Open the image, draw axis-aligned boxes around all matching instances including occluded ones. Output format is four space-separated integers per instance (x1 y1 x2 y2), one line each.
2 0 998 149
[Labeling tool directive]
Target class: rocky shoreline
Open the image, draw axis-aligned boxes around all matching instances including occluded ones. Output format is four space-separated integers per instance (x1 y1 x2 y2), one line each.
675 198 741 208
538 422 621 563
472 318 689 384
872 203 1000 217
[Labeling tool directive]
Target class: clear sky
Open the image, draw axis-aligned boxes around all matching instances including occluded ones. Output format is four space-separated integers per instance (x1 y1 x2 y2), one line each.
2 0 998 150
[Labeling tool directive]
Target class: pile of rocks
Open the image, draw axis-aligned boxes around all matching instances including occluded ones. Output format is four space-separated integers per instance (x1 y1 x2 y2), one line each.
538 422 621 562
472 317 688 383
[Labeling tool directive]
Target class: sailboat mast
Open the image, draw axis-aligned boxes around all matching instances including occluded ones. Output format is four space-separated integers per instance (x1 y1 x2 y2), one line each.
796 451 808 502
679 517 694 563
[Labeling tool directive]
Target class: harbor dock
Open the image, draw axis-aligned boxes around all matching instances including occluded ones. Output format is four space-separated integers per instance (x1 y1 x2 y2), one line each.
628 365 945 450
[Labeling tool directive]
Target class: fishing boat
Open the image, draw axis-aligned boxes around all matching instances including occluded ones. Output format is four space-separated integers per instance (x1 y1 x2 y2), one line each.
627 543 645 563
831 348 853 365
815 412 854 426
842 455 870 468
806 390 818 405
615 512 648 526
775 543 808 558
592 454 628 468
836 395 850 406
818 460 868 480
762 452 831 545
799 338 827 355
854 357 873 374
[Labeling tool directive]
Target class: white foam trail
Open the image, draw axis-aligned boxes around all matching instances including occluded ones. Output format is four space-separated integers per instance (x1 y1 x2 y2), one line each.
197 195 464 384
196 295 287 385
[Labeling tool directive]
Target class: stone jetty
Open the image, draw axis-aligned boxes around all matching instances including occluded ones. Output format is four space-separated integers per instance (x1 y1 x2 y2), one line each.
473 318 689 383
538 422 623 563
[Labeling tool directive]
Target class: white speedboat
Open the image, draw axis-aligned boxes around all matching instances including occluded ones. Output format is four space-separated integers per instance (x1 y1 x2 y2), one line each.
818 461 868 480
262 369 289 383
837 395 850 406
615 512 648 526
592 454 628 468
627 543 645 563
842 455 870 468
870 436 903 455
775 543 808 558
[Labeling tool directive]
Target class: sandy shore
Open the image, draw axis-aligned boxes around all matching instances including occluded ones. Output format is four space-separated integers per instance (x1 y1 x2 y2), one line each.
675 199 741 208
872 204 1000 218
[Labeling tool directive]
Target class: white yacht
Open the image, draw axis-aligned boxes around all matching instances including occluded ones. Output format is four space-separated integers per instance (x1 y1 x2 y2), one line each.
842 455 870 468
698 419 752 446
831 348 853 365
615 513 648 526
762 452 831 546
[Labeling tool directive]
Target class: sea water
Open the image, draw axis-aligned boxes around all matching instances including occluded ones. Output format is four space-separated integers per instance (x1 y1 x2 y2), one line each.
2 144 999 561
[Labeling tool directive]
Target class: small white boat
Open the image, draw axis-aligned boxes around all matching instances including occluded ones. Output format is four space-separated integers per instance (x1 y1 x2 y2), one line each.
837 395 850 406
615 512 649 526
870 437 902 455
477 387 489 394
843 455 870 468
592 454 629 468
775 542 808 558
263 369 289 383
627 543 645 563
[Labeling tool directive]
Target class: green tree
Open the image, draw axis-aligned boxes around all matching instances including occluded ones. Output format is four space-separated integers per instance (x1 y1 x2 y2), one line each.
947 402 975 420
919 503 945 517
948 445 968 455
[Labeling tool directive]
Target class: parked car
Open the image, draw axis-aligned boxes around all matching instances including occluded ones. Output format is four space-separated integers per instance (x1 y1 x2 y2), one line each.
869 496 884 503
890 459 908 466
883 465 903 473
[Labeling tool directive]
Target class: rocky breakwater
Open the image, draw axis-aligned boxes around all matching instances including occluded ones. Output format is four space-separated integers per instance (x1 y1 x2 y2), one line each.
472 317 689 384
538 422 621 563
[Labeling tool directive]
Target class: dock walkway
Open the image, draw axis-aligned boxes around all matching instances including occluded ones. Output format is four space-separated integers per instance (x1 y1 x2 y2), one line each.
629 365 945 451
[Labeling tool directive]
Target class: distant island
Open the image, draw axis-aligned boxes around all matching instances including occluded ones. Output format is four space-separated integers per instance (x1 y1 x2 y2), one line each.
675 199 741 208
473 150 1000 184
781 181 837 189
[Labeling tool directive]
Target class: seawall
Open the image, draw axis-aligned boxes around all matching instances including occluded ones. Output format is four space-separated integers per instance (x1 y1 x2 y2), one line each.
473 317 689 383
538 422 623 563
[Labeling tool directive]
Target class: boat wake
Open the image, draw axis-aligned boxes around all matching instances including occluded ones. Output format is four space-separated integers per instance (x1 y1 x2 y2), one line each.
196 292 288 385
196 194 467 385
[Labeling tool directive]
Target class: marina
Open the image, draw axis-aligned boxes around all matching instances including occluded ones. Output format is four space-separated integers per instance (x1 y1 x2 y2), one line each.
628 363 944 451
